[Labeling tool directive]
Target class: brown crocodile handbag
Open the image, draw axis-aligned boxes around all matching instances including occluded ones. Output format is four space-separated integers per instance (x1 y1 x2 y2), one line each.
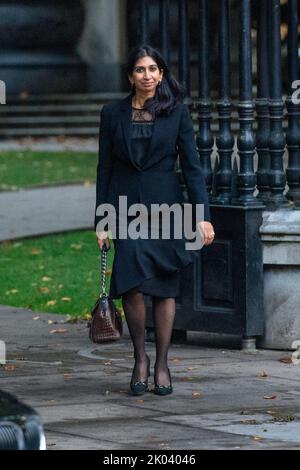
89 245 123 343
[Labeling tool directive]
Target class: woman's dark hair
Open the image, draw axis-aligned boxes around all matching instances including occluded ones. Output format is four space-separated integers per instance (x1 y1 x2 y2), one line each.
126 45 185 117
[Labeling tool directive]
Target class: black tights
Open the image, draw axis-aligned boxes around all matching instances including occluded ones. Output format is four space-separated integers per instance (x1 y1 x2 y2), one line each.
122 288 175 386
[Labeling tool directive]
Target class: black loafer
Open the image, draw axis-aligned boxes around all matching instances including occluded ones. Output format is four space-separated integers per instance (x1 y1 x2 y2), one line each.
154 367 173 396
130 355 150 396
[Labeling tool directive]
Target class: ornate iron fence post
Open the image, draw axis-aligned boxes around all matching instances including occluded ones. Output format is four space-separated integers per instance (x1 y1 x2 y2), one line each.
138 0 149 44
256 0 271 204
178 0 190 97
196 0 213 196
285 0 300 207
215 0 234 204
268 0 290 209
234 0 257 206
159 0 170 65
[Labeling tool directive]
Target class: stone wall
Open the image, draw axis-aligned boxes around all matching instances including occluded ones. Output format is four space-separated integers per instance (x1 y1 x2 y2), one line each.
258 209 300 350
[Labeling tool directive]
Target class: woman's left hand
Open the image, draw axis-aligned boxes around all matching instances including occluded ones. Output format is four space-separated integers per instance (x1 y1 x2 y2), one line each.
197 221 215 246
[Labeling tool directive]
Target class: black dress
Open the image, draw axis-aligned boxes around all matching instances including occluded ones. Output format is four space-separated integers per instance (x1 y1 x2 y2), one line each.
109 107 200 300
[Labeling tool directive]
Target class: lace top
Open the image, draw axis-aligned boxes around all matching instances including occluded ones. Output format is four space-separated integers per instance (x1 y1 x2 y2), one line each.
131 107 154 168
132 107 154 123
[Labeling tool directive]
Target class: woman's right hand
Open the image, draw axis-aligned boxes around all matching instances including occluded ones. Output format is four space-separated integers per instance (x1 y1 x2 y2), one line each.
97 231 110 251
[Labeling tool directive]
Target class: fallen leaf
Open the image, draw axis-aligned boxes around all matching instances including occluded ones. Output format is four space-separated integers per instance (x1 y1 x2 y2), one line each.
258 371 268 377
192 392 202 397
49 328 67 334
136 399 144 403
70 244 82 250
104 361 112 365
5 289 19 295
263 395 277 400
82 313 92 321
32 316 40 320
61 297 71 302
46 300 56 306
61 315 83 324
58 284 64 289
47 320 54 324
272 415 295 422
42 276 51 282
266 410 278 415
4 365 16 372
39 287 50 294
63 374 73 379
278 356 293 364
30 248 42 255
254 436 264 441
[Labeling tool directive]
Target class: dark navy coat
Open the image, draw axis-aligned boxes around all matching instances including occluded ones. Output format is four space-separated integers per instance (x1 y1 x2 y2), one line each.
94 94 211 298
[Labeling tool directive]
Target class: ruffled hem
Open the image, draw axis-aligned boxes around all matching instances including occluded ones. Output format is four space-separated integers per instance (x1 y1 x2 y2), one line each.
108 237 201 300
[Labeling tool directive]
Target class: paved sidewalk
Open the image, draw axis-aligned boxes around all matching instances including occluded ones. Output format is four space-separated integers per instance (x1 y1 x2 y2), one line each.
0 184 95 241
1 305 300 450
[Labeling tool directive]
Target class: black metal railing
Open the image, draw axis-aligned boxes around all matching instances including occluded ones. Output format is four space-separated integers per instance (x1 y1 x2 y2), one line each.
132 0 298 212
131 0 299 348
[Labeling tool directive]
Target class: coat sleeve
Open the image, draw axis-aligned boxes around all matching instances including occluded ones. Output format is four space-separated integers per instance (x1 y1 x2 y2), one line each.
94 105 114 231
176 104 211 222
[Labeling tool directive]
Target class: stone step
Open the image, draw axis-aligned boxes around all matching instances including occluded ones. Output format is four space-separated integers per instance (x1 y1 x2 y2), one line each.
0 127 99 137
5 92 127 104
0 92 288 138
0 93 108 137
0 104 102 114
0 115 100 126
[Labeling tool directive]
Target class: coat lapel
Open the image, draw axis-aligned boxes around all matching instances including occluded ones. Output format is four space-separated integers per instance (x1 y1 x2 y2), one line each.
120 95 136 168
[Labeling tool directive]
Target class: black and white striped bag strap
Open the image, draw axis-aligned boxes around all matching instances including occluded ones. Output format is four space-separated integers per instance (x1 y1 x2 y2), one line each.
100 245 108 297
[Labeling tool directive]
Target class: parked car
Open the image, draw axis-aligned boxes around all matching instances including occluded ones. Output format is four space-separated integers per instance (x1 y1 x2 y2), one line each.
0 390 46 450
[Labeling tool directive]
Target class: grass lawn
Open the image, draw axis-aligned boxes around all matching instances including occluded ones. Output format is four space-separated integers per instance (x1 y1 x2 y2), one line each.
0 231 122 318
0 150 98 190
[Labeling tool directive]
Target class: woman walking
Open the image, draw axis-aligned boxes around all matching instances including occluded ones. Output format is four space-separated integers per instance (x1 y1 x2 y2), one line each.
95 45 215 396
